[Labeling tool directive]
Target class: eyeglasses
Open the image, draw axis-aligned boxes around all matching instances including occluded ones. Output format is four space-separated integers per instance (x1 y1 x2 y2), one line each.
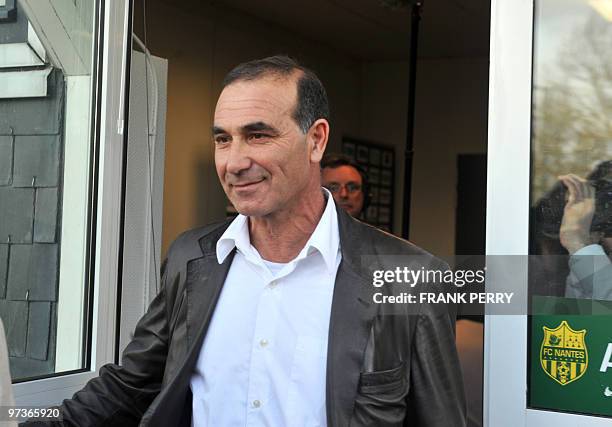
325 183 362 194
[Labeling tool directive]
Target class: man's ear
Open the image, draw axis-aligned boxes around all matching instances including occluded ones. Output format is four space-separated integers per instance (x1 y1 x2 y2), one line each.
308 118 330 163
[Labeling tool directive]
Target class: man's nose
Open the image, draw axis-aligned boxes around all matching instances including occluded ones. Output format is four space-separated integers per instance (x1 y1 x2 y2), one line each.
338 185 349 198
226 140 251 175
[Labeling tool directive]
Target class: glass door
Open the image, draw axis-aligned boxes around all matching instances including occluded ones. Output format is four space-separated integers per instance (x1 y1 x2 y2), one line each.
485 0 612 425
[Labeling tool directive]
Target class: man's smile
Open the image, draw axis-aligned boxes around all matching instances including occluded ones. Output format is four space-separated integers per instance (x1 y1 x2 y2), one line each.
231 178 265 191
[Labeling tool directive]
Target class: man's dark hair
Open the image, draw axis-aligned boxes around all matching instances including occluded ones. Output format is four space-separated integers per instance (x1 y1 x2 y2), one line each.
222 55 330 134
320 153 370 210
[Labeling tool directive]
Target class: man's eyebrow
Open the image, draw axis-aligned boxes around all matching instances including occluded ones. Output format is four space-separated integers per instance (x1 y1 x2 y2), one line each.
212 126 226 136
241 121 278 134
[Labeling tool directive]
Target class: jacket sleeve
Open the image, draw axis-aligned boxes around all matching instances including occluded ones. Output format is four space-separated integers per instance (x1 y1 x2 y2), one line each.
405 302 467 427
21 259 173 427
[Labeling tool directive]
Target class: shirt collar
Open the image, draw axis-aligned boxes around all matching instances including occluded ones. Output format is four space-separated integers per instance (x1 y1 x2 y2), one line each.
216 188 340 274
216 213 249 265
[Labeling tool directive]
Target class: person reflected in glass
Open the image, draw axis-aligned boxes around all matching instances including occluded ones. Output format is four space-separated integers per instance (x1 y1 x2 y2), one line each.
558 162 612 300
533 161 612 299
321 154 369 218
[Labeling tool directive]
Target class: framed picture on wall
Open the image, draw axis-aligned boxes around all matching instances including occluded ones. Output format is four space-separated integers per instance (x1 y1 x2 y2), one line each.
342 137 395 232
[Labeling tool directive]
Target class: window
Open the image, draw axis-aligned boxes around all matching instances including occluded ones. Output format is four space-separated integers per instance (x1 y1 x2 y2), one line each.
528 0 612 418
0 0 100 382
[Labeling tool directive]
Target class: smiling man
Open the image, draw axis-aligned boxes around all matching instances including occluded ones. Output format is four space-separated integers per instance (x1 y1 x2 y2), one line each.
29 56 466 427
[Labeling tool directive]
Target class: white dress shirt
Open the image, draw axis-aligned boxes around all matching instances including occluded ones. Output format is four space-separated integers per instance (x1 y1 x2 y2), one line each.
190 190 341 427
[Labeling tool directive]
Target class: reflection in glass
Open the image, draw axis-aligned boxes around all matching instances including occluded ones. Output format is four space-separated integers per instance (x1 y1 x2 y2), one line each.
529 0 612 418
530 0 612 300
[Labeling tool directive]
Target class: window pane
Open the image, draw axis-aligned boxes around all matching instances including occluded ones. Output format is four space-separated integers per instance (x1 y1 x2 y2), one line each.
529 0 612 417
0 0 98 381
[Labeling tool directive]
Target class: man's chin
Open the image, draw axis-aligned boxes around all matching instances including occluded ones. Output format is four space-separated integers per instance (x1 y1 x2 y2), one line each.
232 202 271 218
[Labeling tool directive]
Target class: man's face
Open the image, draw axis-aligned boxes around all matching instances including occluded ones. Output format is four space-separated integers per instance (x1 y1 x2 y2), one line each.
213 75 313 217
322 165 364 217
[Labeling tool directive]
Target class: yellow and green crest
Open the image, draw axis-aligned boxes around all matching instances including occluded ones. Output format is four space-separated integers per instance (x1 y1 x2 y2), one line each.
540 320 588 386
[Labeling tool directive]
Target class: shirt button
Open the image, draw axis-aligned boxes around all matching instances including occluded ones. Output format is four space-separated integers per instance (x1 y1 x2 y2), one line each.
259 339 268 348
252 400 261 408
269 281 278 288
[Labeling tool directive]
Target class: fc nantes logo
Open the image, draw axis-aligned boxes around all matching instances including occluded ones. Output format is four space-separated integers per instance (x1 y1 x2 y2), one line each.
540 320 588 386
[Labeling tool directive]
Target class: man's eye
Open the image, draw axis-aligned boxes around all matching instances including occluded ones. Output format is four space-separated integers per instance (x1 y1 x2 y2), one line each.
215 136 230 144
346 183 362 192
249 133 267 140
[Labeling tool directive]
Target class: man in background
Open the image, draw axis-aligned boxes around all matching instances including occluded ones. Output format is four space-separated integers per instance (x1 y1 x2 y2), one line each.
532 161 612 299
321 154 368 218
557 165 612 300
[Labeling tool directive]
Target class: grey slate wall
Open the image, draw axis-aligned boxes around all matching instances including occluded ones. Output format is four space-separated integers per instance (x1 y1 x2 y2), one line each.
0 69 64 379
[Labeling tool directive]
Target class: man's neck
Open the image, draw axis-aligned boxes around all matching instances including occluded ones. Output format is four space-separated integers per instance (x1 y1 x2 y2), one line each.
248 189 326 263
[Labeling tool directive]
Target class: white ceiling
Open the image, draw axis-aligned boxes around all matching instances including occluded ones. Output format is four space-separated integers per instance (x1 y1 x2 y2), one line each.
204 0 490 60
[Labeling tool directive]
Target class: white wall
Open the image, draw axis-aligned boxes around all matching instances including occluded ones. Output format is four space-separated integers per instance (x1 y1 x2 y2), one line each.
358 58 489 254
409 58 489 256
359 61 410 235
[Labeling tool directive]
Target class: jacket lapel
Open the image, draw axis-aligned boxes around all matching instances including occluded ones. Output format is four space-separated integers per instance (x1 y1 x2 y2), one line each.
185 252 235 352
326 210 379 426
183 222 236 369
144 224 235 426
